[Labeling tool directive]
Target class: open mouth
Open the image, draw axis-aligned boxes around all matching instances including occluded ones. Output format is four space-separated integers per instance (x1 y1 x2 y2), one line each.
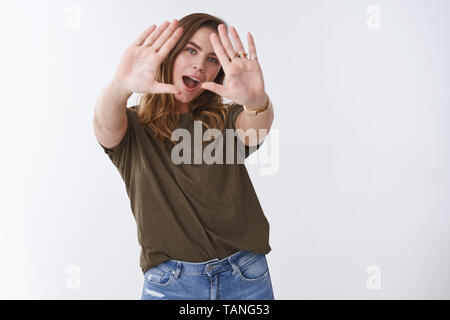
182 76 200 90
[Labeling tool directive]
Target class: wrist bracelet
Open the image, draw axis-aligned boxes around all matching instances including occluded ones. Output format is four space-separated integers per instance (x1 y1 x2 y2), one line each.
243 93 272 116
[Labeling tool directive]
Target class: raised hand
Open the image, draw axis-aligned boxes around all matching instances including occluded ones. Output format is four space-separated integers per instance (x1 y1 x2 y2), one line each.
112 19 183 95
200 24 267 109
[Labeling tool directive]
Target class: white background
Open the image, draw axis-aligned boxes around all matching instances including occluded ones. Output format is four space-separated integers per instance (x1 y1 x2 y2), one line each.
0 0 449 299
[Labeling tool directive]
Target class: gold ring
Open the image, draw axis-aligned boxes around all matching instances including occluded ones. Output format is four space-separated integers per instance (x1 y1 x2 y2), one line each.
239 53 248 59
229 53 239 61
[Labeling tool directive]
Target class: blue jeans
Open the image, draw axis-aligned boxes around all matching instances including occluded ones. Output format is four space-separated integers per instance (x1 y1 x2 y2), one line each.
141 250 275 300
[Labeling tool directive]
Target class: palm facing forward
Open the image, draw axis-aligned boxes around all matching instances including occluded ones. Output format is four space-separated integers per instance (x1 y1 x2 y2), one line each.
201 24 267 109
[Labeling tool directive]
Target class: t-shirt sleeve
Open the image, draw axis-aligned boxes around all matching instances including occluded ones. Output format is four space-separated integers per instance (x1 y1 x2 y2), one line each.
226 104 265 159
97 106 136 169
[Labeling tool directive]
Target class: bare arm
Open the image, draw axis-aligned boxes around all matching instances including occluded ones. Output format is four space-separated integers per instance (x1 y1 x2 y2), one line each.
236 94 274 147
92 80 131 149
93 19 184 149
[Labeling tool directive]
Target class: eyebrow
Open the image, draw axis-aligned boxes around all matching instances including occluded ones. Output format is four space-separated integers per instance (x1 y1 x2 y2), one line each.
186 41 217 57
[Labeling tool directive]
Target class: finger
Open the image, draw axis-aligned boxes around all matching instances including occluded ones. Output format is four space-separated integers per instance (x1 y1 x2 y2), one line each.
217 24 237 60
247 32 258 60
229 26 246 56
133 24 156 46
152 19 179 51
209 33 231 69
201 81 227 97
157 26 183 58
152 82 181 95
142 20 170 47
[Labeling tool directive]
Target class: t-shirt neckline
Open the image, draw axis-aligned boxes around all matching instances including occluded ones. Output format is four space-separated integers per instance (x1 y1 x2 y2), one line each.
180 112 193 118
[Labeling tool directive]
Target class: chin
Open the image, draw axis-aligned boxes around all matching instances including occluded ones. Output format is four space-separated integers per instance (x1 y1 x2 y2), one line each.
174 95 187 103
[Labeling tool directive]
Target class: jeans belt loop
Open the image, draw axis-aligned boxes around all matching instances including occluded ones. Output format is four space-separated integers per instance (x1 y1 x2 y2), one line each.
227 257 239 276
173 261 181 279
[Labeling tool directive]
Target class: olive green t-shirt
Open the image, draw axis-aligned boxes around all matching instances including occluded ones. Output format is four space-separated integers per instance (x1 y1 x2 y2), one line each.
97 104 271 275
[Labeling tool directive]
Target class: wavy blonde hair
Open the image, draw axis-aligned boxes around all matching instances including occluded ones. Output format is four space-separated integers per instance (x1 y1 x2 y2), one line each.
136 13 232 150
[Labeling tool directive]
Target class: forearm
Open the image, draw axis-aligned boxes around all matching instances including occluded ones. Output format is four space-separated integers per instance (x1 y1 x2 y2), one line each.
237 94 274 147
93 79 132 133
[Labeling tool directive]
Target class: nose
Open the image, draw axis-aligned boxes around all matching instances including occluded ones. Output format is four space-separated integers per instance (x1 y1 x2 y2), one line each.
193 64 204 72
193 58 206 73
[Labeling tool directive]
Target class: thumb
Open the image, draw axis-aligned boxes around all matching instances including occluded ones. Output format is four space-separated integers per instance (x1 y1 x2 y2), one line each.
152 82 181 95
201 82 226 97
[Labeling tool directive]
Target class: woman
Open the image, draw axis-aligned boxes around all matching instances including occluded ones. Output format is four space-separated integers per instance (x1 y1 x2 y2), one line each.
93 13 275 300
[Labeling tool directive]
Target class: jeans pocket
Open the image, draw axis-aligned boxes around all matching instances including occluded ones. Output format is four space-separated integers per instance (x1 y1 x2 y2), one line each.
144 266 175 286
236 253 270 282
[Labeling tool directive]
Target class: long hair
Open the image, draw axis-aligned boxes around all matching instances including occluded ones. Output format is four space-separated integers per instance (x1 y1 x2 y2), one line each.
136 13 232 150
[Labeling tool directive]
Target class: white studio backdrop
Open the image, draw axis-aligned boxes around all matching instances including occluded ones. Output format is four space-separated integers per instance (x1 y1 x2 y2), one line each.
0 0 449 299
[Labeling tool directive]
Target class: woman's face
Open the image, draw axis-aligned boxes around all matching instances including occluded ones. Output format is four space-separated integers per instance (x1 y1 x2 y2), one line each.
172 27 222 106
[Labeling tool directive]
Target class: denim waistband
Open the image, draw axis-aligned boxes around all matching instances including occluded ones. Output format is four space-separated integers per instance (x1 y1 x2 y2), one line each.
157 250 262 277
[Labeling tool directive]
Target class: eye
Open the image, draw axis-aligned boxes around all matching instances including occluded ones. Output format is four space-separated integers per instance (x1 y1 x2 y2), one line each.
187 47 219 65
209 57 219 64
